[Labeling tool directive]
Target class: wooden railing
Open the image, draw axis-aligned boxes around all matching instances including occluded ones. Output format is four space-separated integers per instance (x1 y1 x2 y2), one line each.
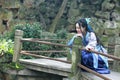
12 30 120 80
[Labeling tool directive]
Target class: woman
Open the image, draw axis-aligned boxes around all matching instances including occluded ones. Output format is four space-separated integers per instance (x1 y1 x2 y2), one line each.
68 18 110 74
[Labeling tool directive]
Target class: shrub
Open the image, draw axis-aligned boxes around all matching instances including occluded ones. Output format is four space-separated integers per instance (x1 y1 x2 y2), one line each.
0 39 14 63
0 39 14 55
7 22 43 51
5 22 67 58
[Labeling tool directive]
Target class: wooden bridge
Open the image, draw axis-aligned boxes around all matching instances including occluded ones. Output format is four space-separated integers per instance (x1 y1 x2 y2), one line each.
12 30 120 80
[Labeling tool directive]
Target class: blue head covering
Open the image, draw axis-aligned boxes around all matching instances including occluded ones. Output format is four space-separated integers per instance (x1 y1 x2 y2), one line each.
77 18 94 32
85 18 94 32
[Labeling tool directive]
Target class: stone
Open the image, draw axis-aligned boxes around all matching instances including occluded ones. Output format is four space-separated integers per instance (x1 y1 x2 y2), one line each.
68 9 80 17
104 21 117 28
102 1 115 11
111 11 120 21
95 11 109 19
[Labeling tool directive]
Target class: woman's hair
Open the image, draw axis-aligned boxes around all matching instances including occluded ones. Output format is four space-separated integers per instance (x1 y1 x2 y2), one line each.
77 19 87 28
76 18 103 46
76 18 93 32
69 18 92 32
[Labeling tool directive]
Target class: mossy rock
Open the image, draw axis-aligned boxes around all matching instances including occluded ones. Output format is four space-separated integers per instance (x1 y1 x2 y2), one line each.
0 25 6 33
100 35 108 47
105 28 117 36
95 11 109 19
0 9 13 20
68 8 80 18
115 27 120 37
102 1 115 11
2 0 20 8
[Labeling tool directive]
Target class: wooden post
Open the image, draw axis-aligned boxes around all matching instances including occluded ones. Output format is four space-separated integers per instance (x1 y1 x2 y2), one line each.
113 37 120 72
12 30 23 62
69 37 82 80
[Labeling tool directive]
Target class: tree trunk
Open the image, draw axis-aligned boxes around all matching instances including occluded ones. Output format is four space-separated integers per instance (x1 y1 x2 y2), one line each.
48 0 68 33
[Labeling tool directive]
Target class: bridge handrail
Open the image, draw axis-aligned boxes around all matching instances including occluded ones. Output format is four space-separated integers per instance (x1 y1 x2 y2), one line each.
12 30 120 80
20 50 111 80
20 37 119 80
21 38 120 61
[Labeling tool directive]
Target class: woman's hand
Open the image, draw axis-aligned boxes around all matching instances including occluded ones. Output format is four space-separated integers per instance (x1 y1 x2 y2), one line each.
75 33 82 37
85 47 94 52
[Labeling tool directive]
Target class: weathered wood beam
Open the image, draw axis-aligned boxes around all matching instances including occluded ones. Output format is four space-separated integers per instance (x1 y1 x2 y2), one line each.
21 38 120 61
21 50 68 53
21 38 70 48
78 63 111 80
20 51 71 64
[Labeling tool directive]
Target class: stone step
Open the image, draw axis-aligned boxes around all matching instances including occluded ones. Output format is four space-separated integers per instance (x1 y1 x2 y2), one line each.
19 58 71 77
81 71 120 80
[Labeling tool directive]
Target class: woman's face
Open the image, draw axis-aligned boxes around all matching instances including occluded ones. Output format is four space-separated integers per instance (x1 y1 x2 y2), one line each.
76 23 86 34
76 23 81 33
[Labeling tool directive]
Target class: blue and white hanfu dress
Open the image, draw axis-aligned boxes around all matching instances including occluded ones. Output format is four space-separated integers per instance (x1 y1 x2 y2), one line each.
81 31 110 74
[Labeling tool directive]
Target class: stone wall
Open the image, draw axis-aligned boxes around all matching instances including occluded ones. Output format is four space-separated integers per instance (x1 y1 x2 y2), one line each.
0 0 120 35
3 69 65 80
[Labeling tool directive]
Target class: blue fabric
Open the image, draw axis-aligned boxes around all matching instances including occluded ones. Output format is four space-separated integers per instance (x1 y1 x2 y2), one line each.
81 32 110 74
85 18 91 24
95 45 109 68
81 50 110 74
67 35 77 54
82 32 89 46
87 25 94 32
67 35 76 46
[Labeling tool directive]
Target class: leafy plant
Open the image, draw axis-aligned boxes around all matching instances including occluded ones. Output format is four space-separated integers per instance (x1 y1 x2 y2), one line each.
5 22 68 58
8 62 25 70
0 39 14 55
7 22 42 51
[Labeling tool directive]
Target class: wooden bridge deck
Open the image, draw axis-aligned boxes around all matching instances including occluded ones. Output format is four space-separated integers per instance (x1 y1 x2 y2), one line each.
19 58 120 80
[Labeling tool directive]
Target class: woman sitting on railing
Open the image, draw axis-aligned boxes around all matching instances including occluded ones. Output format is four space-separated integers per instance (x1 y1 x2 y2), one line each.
68 18 110 74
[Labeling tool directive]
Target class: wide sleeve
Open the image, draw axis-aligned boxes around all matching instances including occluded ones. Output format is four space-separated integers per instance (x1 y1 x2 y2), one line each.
85 32 97 49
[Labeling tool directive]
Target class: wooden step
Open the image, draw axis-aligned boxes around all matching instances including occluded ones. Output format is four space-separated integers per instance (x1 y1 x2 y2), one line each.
81 71 120 80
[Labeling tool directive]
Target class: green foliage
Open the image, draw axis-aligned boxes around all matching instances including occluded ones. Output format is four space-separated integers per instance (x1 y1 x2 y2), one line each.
7 22 42 51
56 28 67 39
8 62 25 70
0 39 14 69
0 62 24 72
39 3 47 14
0 39 17 71
0 39 14 55
57 18 68 29
9 22 42 40
5 22 67 58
